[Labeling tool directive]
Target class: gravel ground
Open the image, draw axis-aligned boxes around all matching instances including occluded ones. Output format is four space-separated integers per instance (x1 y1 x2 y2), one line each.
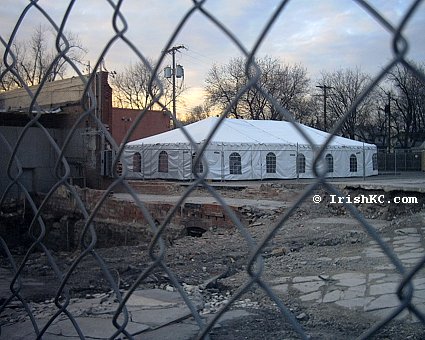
1 183 425 339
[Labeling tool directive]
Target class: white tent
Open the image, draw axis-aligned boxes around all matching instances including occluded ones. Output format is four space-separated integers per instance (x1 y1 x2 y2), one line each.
123 117 378 180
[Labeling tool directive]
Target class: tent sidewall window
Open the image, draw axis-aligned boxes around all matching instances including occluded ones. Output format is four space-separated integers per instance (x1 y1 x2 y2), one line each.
133 152 142 172
372 153 378 171
266 152 277 174
158 151 169 173
297 153 306 174
229 152 242 175
350 154 358 173
326 153 334 173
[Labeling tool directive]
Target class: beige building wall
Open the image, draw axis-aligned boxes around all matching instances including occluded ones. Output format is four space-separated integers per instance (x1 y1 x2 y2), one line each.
0 76 87 111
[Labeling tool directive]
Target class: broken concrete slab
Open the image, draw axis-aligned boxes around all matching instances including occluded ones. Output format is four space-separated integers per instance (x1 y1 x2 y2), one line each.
125 289 181 309
332 272 366 287
1 320 46 340
293 281 325 294
369 282 397 296
46 316 149 338
0 288 205 339
335 297 375 309
132 319 201 340
365 294 400 311
131 305 194 327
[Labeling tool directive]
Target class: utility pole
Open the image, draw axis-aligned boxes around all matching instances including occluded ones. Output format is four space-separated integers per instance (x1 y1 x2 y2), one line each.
165 45 185 121
316 85 333 131
385 93 391 152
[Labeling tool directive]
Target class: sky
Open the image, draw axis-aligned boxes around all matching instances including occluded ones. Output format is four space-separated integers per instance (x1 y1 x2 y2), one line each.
1 0 424 118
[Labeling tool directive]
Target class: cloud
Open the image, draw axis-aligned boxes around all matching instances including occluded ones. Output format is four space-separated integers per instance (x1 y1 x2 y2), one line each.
253 0 424 77
1 0 424 112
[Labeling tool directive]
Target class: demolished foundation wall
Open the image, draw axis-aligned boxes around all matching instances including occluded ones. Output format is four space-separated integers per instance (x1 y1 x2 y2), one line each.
32 185 240 250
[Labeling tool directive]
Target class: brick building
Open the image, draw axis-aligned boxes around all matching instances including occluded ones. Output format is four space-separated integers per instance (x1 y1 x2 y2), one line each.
0 71 171 195
112 107 171 145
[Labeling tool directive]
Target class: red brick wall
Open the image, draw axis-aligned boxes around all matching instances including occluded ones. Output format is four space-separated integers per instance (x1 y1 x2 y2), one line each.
43 186 239 232
111 108 171 144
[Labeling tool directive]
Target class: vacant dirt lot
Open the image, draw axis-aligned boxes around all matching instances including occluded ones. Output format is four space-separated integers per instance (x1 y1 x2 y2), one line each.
1 177 425 339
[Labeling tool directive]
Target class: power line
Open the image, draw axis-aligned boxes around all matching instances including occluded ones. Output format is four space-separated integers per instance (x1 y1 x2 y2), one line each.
185 47 217 64
180 50 209 66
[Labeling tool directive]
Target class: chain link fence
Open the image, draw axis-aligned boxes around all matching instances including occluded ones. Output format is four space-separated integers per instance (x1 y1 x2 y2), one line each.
378 149 423 172
1 1 425 339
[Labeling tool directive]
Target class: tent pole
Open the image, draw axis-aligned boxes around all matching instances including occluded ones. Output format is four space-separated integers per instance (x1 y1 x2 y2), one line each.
394 149 397 176
189 149 192 180
152 149 154 178
296 143 299 181
363 143 366 181
251 145 253 180
221 145 224 182
261 149 263 181
142 144 144 180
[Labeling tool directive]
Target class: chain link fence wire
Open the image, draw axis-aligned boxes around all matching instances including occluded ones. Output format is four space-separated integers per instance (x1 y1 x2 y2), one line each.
1 0 425 339
378 149 423 172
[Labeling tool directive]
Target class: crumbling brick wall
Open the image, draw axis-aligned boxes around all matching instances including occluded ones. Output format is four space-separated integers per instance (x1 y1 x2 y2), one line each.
38 185 239 249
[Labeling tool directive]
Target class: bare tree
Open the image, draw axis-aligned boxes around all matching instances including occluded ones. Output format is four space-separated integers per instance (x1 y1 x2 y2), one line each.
318 67 376 140
293 93 321 127
0 58 18 91
204 58 245 118
386 62 425 148
0 25 86 90
267 61 310 120
110 59 185 111
182 104 211 125
205 56 309 120
360 87 390 147
110 61 158 109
